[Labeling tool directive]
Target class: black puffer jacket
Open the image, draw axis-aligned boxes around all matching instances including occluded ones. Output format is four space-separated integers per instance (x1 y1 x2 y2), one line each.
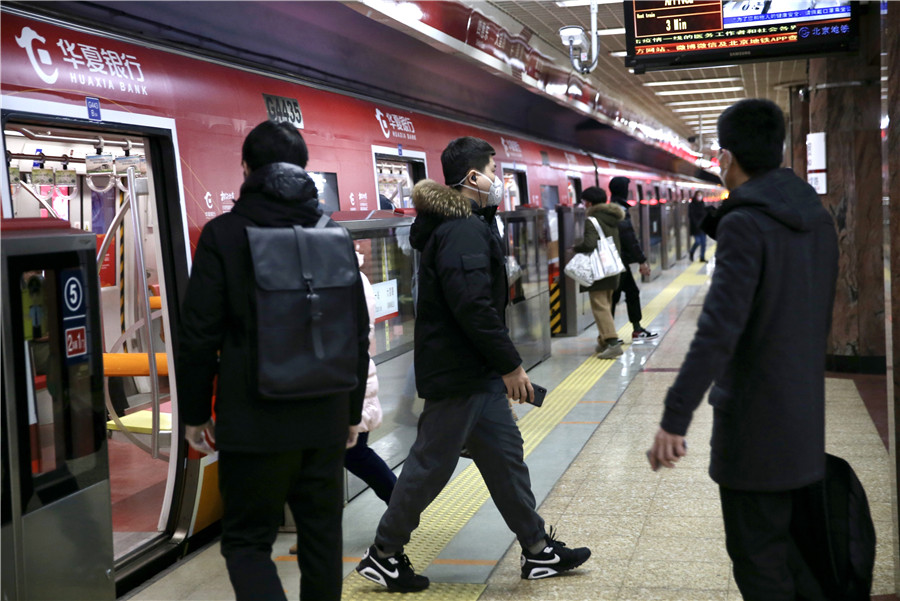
610 196 647 264
409 180 521 400
689 198 707 236
661 168 838 491
177 162 367 452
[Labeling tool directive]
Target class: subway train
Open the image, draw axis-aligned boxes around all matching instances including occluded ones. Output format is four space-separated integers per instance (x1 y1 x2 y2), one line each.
0 7 723 597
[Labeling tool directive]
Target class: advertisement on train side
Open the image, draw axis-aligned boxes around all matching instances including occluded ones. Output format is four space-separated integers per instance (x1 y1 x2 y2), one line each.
3 12 600 246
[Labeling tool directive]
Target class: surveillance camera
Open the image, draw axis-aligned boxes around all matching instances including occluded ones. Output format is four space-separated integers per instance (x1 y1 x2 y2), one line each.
559 26 587 49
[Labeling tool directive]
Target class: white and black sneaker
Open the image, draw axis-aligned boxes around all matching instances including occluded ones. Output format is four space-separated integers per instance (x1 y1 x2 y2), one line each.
520 528 591 580
356 544 430 592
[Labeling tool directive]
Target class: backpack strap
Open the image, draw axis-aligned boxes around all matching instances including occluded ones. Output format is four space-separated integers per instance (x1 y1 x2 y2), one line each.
294 226 325 360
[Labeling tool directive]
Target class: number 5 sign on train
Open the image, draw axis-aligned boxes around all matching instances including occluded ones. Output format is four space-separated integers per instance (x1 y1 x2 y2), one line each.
59 268 89 364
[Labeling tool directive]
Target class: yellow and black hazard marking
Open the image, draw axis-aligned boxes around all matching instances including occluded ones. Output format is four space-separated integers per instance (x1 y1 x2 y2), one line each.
119 189 127 352
549 281 562 335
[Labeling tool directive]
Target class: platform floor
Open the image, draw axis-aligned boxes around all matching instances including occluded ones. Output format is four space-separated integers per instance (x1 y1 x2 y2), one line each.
123 254 897 601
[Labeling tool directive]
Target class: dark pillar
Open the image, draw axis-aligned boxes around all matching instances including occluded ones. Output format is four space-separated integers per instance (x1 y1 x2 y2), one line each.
885 0 900 593
788 84 809 179
808 4 884 372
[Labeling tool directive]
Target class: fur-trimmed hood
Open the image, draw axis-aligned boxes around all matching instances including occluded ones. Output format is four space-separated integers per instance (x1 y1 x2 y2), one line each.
409 179 472 251
587 202 625 227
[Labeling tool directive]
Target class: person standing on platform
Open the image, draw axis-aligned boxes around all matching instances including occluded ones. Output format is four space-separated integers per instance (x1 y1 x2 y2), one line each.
607 177 658 342
356 137 590 592
574 187 626 358
647 99 839 600
689 190 708 262
177 121 368 601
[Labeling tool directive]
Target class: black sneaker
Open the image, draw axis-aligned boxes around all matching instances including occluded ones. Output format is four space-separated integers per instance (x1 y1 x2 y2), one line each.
632 329 659 341
520 528 591 580
356 544 430 592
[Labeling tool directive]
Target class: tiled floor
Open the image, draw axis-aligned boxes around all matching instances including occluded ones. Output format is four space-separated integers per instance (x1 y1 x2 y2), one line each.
123 259 898 601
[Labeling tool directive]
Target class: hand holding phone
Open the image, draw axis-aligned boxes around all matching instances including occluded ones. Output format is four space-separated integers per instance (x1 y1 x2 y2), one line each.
527 384 547 407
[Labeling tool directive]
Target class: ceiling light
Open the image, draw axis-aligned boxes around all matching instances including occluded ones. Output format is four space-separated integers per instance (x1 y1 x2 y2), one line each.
655 86 744 96
666 98 745 106
609 50 628 57
555 0 622 5
596 27 626 36
673 105 733 113
644 77 742 86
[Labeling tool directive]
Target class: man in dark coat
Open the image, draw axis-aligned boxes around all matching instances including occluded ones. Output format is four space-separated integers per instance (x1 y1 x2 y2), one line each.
647 100 839 600
689 190 708 262
356 137 590 592
573 186 626 358
607 178 658 342
177 121 368 601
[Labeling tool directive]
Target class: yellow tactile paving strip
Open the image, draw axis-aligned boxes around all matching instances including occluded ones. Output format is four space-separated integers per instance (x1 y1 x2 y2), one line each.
343 260 712 600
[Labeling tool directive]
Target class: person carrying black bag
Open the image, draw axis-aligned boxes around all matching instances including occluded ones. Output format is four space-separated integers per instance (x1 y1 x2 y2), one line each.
647 99 842 600
177 121 368 601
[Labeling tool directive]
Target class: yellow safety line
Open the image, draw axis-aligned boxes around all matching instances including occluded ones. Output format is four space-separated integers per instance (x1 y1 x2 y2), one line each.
343 259 711 600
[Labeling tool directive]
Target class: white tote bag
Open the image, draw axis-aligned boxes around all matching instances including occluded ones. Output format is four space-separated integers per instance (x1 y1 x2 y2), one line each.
587 217 625 278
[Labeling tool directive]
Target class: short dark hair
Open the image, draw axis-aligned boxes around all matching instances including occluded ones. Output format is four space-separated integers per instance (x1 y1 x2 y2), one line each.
441 137 495 188
717 99 785 177
582 186 607 205
242 121 309 171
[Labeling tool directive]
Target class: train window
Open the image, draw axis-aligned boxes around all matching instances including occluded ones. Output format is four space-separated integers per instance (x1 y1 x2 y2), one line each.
373 148 427 212
540 185 559 210
567 177 582 205
307 171 340 215
502 168 528 211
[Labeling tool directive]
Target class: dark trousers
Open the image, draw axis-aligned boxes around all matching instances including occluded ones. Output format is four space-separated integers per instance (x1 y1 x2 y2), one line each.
691 232 707 260
720 485 829 601
219 444 345 601
344 431 397 503
375 391 545 553
611 266 642 326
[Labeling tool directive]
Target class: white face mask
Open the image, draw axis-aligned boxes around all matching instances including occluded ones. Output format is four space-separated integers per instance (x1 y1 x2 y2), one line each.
458 170 503 207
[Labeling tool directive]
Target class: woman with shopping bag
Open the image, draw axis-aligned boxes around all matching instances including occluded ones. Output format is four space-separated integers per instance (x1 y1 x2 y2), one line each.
572 187 626 358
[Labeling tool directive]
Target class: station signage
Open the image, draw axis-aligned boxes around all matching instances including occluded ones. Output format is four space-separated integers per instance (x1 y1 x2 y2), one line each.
59 268 89 365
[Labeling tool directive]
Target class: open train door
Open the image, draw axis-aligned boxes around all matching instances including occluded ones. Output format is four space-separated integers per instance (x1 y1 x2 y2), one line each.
1 104 210 594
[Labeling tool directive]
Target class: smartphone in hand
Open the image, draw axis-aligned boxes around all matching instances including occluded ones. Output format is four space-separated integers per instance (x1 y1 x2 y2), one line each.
527 384 548 407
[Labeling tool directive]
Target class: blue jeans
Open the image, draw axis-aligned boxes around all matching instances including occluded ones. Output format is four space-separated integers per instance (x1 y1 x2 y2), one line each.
691 232 707 260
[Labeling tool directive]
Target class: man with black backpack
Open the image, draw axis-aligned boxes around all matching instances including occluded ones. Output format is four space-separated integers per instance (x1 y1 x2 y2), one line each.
646 100 843 599
177 121 368 601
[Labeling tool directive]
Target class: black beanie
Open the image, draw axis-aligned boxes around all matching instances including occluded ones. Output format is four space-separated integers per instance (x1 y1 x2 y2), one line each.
609 176 630 199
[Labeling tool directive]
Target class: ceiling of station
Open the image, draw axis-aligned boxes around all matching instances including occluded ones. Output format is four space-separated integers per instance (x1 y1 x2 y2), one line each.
486 1 808 146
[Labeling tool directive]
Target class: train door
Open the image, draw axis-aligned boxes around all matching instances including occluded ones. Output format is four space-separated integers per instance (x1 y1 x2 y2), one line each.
660 187 676 269
2 106 195 590
636 183 661 281
372 146 427 211
500 165 528 211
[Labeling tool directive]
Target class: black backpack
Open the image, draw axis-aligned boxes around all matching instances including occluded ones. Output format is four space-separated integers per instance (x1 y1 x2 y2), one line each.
246 215 360 400
820 453 876 600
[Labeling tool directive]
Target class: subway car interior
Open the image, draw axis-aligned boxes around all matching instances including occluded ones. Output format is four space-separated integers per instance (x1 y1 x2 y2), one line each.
2 1 898 600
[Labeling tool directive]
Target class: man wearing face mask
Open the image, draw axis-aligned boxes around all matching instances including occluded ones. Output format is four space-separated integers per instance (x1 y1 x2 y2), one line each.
356 137 591 592
646 100 839 599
